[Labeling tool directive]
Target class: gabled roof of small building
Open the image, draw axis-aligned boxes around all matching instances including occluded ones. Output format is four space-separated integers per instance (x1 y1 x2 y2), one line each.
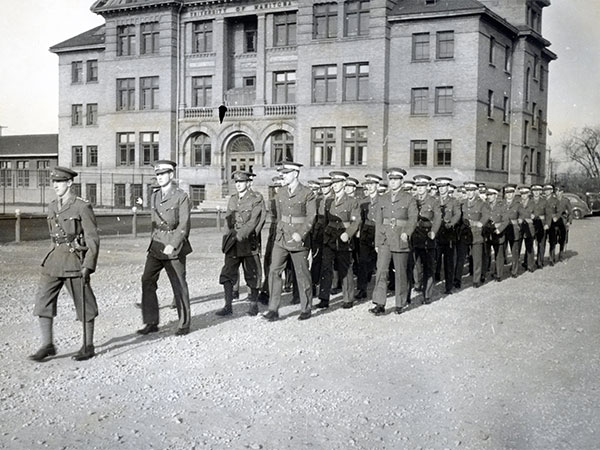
390 0 486 17
50 25 105 53
0 134 58 157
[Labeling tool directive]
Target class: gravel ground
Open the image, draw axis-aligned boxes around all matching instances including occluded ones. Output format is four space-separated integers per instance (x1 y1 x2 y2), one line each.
1 218 599 450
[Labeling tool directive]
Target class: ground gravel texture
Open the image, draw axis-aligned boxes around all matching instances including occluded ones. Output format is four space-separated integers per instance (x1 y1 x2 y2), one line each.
1 218 599 450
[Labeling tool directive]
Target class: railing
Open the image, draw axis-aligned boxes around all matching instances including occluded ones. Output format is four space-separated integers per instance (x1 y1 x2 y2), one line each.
183 107 214 119
265 104 296 116
182 104 296 120
225 106 254 118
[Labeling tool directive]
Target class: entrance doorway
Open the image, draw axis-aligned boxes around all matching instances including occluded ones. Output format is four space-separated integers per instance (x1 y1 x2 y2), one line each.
227 134 256 192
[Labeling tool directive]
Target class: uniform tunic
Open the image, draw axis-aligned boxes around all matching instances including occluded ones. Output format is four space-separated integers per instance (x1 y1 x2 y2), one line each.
356 193 380 293
484 200 509 280
462 196 491 285
412 195 442 301
436 194 461 292
503 198 524 276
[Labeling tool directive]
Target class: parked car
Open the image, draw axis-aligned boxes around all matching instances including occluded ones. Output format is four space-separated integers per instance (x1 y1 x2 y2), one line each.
564 193 591 220
584 192 600 214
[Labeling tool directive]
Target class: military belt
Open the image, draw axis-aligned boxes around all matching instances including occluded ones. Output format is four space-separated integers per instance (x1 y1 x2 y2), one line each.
327 221 351 229
280 216 306 224
52 236 74 245
382 218 408 227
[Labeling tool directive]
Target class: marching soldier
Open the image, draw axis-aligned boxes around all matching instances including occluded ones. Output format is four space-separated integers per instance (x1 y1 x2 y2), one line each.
411 175 442 304
543 184 560 265
503 184 524 278
453 185 470 289
554 186 572 261
216 171 265 317
355 174 382 300
530 184 550 268
138 160 193 336
310 176 333 297
434 177 461 294
460 181 490 288
369 168 418 315
519 186 537 272
483 187 509 282
315 171 361 309
263 162 316 321
29 167 100 362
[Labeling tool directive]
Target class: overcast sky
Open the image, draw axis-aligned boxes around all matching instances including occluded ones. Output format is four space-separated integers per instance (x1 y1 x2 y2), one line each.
0 0 598 171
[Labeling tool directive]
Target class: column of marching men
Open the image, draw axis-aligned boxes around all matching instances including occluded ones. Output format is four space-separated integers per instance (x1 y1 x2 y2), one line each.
27 161 574 361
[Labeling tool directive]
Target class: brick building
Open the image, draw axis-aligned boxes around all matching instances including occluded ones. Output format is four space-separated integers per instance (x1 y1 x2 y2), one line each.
50 0 555 207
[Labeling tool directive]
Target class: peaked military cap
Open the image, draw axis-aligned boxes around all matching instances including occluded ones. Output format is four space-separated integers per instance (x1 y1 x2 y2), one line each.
464 181 479 191
346 177 359 187
543 184 554 191
413 174 432 186
386 168 407 179
50 166 78 181
531 184 543 191
232 171 252 182
329 171 349 182
402 180 415 191
318 176 333 187
154 160 177 174
307 180 321 190
363 174 383 184
504 183 517 193
519 185 531 193
378 182 388 192
435 176 453 186
270 175 284 187
277 161 303 173
487 187 499 195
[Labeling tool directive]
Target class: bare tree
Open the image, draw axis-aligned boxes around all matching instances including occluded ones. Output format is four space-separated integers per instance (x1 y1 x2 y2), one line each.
561 126 600 178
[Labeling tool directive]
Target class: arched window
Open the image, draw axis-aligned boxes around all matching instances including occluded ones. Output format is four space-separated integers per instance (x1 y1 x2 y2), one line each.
229 135 254 153
270 131 294 165
191 133 211 166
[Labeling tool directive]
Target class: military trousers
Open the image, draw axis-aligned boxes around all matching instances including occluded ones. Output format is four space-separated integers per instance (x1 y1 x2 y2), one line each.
413 247 436 301
453 239 470 288
268 244 312 314
521 236 535 271
319 246 354 304
219 253 261 290
34 274 98 322
357 241 377 292
469 243 483 285
436 241 455 292
141 252 190 330
372 247 410 308
483 240 505 280
536 231 547 267
507 238 522 276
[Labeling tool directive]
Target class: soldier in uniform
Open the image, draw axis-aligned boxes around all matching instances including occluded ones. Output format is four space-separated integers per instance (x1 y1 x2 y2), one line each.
263 162 316 321
503 184 524 278
543 184 560 265
315 171 361 309
519 186 537 272
29 167 100 362
411 175 442 304
530 184 550 268
453 185 469 288
434 177 461 294
355 174 382 300
554 186 572 261
369 168 418 315
216 171 265 317
310 176 332 297
460 181 490 288
137 160 193 336
483 187 509 282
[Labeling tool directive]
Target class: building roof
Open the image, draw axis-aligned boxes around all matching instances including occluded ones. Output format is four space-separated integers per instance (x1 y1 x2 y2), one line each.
91 0 183 14
50 25 105 53
390 0 486 17
0 134 58 158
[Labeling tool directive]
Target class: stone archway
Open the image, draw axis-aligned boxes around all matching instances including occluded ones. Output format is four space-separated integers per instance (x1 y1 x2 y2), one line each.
227 134 256 189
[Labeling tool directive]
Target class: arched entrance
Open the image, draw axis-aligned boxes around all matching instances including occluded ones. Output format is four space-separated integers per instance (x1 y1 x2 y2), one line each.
227 134 256 189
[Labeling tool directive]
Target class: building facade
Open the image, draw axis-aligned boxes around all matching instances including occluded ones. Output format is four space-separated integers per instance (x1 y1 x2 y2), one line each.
50 0 555 207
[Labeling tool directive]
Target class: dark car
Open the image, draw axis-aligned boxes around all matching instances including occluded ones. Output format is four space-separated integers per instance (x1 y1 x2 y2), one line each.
585 192 600 214
564 193 591 220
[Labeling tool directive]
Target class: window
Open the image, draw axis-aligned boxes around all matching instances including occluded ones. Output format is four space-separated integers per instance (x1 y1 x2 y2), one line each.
71 183 81 198
503 96 509 122
486 142 492 169
536 151 541 174
114 184 126 208
435 86 453 114
274 12 296 46
245 23 257 53
501 144 507 171
192 133 211 166
412 33 430 61
71 104 83 126
193 21 213 53
344 0 369 37
411 87 429 115
532 102 537 128
313 3 338 39
434 140 451 166
37 160 50 187
117 78 135 110
0 162 12 187
243 76 256 88
189 185 206 207
342 126 367 166
87 145 98 167
312 127 336 166
489 36 495 65
117 132 135 166
72 146 83 167
274 71 296 104
537 109 544 138
487 90 494 118
504 45 511 72
312 65 337 103
131 183 143 207
411 140 427 167
72 61 83 83
436 31 454 59
343 63 369 101
140 76 159 110
525 68 530 104
86 103 98 125
141 132 159 166
192 76 212 107
271 131 294 165
523 121 529 145
86 184 97 206
540 66 545 91
533 55 539 79
141 22 159 55
87 60 98 82
117 24 136 56
16 161 30 187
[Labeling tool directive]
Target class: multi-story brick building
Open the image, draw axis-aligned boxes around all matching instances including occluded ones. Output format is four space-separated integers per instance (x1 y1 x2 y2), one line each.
50 0 555 207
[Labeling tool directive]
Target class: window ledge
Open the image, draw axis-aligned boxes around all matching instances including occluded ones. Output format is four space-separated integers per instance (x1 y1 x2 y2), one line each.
411 59 431 63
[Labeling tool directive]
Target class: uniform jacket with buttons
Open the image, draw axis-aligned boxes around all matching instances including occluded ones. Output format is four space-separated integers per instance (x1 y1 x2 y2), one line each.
530 197 550 227
226 189 265 257
503 199 523 241
487 200 509 244
323 193 360 251
274 182 317 251
149 183 192 260
375 190 418 252
41 194 99 278
463 196 491 244
556 196 573 223
359 194 379 246
519 197 538 239
412 195 442 249
545 195 561 224
437 194 461 243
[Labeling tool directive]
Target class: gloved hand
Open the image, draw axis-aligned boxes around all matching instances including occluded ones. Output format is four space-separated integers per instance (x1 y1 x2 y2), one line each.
81 267 91 282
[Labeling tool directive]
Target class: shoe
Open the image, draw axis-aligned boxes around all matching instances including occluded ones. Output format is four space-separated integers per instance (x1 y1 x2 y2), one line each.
394 306 407 315
72 345 95 361
137 324 159 335
453 281 461 289
175 327 190 336
262 310 279 321
341 302 353 309
257 292 269 305
369 305 385 316
444 288 452 295
247 302 259 316
511 273 518 278
28 344 56 362
474 282 482 288
331 287 342 295
422 298 431 305
298 311 311 321
232 290 240 300
354 290 367 300
215 307 233 316
314 299 329 309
